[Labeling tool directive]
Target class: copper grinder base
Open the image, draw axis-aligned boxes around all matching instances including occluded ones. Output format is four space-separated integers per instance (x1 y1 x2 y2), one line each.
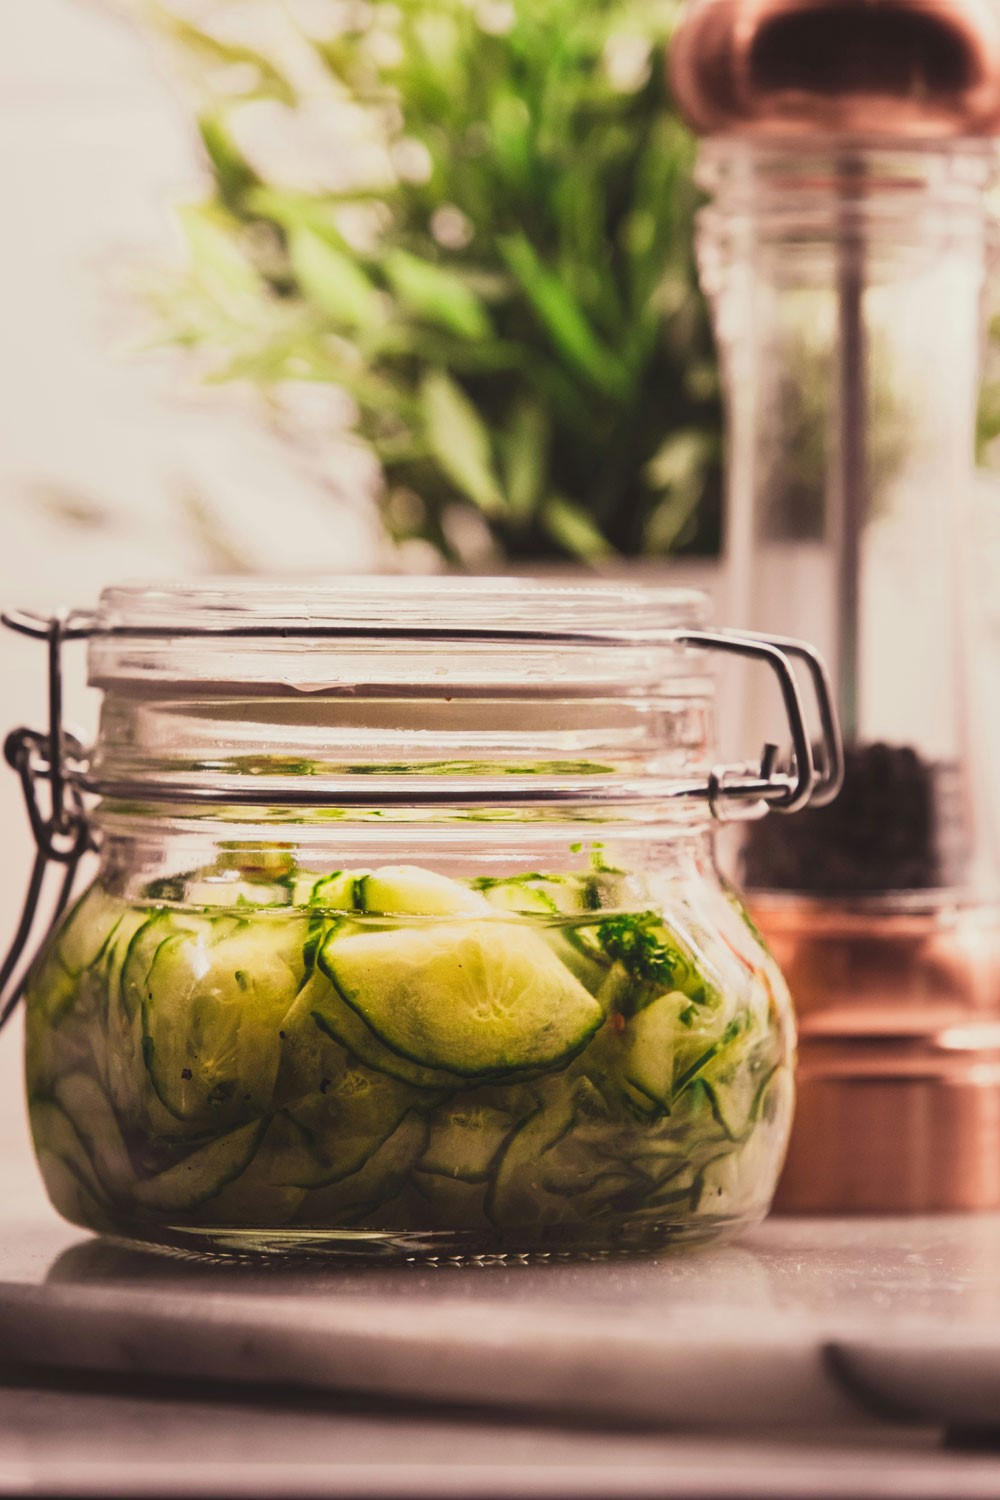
754 898 1000 1213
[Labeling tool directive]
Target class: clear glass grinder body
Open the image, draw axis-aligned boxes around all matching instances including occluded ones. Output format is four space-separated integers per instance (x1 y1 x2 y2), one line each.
3 579 838 1258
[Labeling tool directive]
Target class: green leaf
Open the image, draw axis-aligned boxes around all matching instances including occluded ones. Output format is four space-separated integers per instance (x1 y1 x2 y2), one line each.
644 429 715 492
198 114 259 208
142 3 296 103
288 228 385 330
421 371 506 517
502 399 549 520
382 249 493 340
497 233 630 399
177 204 262 300
540 496 614 561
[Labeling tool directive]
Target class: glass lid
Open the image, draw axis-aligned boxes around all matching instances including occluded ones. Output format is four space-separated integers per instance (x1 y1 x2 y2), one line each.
86 576 715 696
93 576 711 642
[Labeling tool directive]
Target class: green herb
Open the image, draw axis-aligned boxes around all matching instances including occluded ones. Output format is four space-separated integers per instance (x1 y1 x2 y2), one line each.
595 911 688 990
132 0 722 565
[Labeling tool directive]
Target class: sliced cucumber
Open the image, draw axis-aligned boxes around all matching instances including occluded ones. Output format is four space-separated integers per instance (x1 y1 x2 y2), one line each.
695 1087 790 1217
53 1071 134 1200
273 970 354 1105
119 911 218 1022
182 876 291 910
26 885 131 1036
24 950 77 1031
357 866 490 917
281 1064 421 1186
198 1113 308 1225
480 881 560 917
98 908 153 1020
620 989 699 1109
702 1042 784 1143
477 880 613 998
485 1084 577 1234
132 1118 268 1214
104 949 203 1143
306 870 364 912
324 920 603 1079
404 1170 489 1230
56 886 130 977
139 918 308 1125
30 1097 109 1207
296 1112 429 1224
301 964 464 1091
35 1147 112 1232
420 1101 516 1182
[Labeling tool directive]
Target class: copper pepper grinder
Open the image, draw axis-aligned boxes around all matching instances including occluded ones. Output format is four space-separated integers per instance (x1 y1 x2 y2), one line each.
670 0 1000 1210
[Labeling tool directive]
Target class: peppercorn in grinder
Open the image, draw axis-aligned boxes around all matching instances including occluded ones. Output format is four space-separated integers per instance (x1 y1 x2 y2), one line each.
670 0 1000 1210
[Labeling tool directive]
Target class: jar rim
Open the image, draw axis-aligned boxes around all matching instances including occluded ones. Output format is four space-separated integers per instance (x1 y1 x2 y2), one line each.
95 575 711 648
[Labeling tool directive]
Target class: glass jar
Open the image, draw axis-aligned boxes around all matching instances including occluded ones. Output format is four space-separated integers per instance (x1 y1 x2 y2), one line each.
2 579 839 1258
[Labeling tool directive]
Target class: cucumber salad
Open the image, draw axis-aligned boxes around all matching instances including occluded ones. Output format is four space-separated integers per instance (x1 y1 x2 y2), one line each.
25 857 794 1254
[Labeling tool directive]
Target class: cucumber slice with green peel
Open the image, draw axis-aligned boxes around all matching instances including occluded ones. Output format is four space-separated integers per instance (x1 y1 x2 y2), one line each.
139 919 308 1125
26 886 133 1035
119 911 221 1022
301 967 464 1091
484 1085 578 1234
324 921 603 1079
197 1113 309 1225
36 1147 113 1232
477 882 614 998
405 1170 489 1229
30 1097 110 1206
103 956 209 1144
280 1064 422 1187
548 929 618 1002
25 953 79 1038
181 877 293 910
357 866 490 917
98 908 155 1024
701 1045 784 1143
54 887 130 978
620 989 701 1109
480 882 560 917
306 871 364 912
132 1118 268 1214
52 1071 134 1199
695 1093 789 1216
420 1101 516 1182
295 1112 429 1224
273 974 354 1105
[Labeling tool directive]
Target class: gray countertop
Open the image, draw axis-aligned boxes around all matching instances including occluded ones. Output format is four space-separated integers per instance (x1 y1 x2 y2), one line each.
3 1198 1000 1498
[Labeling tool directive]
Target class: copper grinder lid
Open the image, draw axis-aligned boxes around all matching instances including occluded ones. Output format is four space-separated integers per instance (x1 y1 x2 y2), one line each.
668 0 1000 139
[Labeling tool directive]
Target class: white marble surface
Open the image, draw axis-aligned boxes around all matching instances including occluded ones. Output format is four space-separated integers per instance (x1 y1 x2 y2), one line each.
3 1194 1000 1496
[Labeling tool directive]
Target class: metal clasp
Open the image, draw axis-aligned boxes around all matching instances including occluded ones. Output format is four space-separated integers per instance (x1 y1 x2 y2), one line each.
0 610 96 1031
675 629 844 823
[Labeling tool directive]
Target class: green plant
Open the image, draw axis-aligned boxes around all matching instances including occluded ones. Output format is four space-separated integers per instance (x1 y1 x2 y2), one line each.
134 0 721 564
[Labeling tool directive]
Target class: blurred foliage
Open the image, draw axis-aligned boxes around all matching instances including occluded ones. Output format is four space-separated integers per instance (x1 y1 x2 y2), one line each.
129 0 722 565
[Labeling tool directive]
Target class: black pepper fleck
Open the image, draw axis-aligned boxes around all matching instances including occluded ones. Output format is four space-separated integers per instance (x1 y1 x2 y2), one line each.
180 1068 192 1080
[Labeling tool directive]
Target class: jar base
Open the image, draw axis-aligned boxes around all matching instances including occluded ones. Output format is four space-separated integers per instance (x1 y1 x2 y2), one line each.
90 1211 767 1264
